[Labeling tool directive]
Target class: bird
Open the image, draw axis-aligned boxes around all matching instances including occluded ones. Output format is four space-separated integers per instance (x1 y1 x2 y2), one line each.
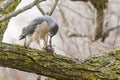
19 15 59 50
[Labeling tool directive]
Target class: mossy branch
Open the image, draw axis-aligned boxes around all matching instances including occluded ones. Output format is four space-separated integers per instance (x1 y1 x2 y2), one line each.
0 0 22 41
0 0 45 23
0 42 120 80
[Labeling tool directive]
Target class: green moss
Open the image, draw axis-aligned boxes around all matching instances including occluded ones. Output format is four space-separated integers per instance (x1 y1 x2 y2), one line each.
47 78 55 80
43 63 50 67
0 20 9 41
90 77 97 80
13 44 28 52
115 50 120 57
2 0 21 14
0 0 4 4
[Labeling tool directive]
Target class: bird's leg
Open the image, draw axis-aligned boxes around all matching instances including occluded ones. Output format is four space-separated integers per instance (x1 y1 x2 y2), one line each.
48 33 53 48
38 43 41 50
24 37 27 47
46 35 54 53
24 37 31 47
44 35 48 48
36 40 41 50
24 36 32 47
35 40 41 50
44 33 54 53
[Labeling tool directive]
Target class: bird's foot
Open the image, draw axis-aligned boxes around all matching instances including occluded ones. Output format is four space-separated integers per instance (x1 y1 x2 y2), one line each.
43 45 54 53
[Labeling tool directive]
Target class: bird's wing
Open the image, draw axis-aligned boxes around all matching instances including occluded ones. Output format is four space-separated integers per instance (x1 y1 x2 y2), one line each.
19 17 45 40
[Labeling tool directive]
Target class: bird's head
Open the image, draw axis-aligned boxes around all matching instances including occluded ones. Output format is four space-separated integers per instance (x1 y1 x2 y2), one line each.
50 23 59 37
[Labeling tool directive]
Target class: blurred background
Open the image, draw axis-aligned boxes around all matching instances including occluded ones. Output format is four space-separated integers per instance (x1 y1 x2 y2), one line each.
1 0 120 80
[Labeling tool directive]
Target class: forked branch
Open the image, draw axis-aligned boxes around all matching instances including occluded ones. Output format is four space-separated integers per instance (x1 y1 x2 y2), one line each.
0 0 45 22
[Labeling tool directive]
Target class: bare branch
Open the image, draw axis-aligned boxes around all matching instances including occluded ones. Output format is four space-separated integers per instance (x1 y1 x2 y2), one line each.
36 0 58 16
36 4 46 15
60 4 93 20
68 25 120 42
68 32 90 38
0 0 45 23
67 31 94 41
48 0 59 16
0 0 15 11
108 25 120 32
101 25 120 42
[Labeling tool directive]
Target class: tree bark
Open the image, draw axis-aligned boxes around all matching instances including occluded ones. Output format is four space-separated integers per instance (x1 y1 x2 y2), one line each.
90 0 108 40
0 42 120 80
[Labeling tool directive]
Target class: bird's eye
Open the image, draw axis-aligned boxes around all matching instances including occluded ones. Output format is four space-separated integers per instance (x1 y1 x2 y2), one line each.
51 32 54 36
49 32 54 37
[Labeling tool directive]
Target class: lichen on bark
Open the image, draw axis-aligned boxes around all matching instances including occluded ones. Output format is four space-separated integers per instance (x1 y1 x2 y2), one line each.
0 43 120 80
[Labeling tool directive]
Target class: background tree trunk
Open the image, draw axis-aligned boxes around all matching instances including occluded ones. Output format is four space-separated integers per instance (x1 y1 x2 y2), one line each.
71 0 108 41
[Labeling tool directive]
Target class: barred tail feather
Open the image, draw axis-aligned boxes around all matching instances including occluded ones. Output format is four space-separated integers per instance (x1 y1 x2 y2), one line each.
19 34 26 40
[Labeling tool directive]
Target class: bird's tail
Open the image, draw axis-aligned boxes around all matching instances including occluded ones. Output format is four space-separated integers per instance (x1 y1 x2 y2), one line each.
19 34 26 40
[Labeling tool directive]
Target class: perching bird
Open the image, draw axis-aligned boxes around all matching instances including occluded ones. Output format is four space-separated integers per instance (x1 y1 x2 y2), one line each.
19 15 58 49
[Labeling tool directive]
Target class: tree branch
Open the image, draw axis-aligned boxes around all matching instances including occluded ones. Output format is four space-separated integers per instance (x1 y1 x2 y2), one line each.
60 4 93 20
48 0 59 16
36 0 58 16
108 25 120 32
0 0 22 41
68 32 90 38
101 25 120 42
36 4 46 15
0 0 45 23
0 0 15 11
0 42 120 80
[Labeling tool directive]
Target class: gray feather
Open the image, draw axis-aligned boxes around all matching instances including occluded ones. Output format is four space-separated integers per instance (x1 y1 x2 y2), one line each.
19 15 58 40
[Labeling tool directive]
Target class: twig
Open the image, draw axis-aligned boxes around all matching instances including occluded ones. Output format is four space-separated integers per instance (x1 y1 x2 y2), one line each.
48 0 59 16
36 4 45 15
60 4 93 20
68 25 120 38
0 0 15 11
108 25 120 32
101 25 120 42
0 0 45 23
68 32 90 37
36 0 58 16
